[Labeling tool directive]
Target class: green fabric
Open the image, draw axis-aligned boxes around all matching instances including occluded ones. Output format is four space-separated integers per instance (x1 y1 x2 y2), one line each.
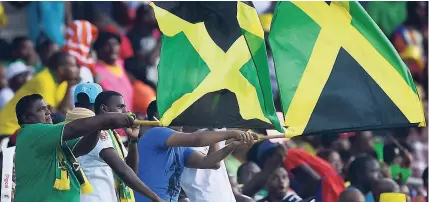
269 2 321 113
225 155 242 177
157 32 210 118
240 29 283 131
154 2 283 131
60 121 80 149
365 2 407 37
349 2 417 93
15 123 80 202
268 1 421 135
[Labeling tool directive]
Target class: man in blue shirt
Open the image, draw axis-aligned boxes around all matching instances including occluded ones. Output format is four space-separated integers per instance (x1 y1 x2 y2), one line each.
136 101 256 202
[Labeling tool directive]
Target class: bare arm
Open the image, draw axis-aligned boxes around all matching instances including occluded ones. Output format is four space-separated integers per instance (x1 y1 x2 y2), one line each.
186 133 254 169
165 130 241 148
63 113 134 141
242 146 285 197
186 143 235 169
125 140 139 173
57 84 75 113
206 142 221 168
100 148 162 202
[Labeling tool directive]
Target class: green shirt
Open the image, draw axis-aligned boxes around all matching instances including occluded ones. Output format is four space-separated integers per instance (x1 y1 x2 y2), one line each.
15 123 80 202
225 155 242 177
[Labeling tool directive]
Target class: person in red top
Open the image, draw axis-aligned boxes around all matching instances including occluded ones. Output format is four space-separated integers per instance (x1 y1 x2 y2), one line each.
284 149 346 202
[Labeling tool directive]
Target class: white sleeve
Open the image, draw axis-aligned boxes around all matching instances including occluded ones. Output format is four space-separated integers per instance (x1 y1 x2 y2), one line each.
93 131 114 159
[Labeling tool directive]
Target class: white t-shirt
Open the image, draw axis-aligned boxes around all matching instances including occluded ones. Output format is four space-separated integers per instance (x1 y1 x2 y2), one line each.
77 130 117 202
181 141 236 202
0 87 14 110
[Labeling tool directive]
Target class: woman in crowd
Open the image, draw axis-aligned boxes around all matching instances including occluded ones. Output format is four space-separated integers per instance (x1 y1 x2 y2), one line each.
93 31 134 111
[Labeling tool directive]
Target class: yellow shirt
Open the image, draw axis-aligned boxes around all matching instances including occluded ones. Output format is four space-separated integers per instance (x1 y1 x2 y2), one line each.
0 69 68 135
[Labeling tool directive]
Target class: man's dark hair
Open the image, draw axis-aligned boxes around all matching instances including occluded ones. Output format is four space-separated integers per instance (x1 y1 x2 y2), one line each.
93 31 121 51
146 100 158 121
317 149 336 160
94 91 123 114
48 51 71 70
347 154 376 184
36 39 55 55
12 36 30 50
15 94 43 125
135 4 152 21
75 93 92 109
245 141 263 167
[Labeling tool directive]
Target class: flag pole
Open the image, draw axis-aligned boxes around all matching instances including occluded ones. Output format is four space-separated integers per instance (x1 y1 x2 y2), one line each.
133 120 287 140
258 134 287 140
134 120 162 126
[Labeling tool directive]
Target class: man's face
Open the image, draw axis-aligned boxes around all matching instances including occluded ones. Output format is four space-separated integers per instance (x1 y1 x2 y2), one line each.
59 56 80 82
100 38 120 63
238 162 261 185
364 159 381 188
17 40 36 61
267 167 290 198
328 151 344 174
104 95 126 113
9 71 31 91
23 99 52 124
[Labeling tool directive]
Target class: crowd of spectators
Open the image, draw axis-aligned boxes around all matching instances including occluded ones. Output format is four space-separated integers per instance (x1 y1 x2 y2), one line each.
0 1 426 202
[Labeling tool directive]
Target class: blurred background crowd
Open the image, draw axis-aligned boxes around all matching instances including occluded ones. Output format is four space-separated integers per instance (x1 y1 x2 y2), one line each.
0 1 426 202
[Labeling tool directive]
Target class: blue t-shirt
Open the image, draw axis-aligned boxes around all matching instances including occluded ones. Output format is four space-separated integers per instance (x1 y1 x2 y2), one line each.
347 186 374 202
135 127 196 202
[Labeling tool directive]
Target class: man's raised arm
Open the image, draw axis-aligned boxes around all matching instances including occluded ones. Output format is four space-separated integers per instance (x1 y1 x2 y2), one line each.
165 130 246 148
63 113 134 141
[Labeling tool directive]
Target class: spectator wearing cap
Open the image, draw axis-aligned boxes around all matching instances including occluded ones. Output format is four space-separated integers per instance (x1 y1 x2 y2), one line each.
0 61 32 109
94 31 134 112
0 51 81 136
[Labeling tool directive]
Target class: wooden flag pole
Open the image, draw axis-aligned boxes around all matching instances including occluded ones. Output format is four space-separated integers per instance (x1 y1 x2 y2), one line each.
133 120 286 140
258 134 287 140
134 120 162 126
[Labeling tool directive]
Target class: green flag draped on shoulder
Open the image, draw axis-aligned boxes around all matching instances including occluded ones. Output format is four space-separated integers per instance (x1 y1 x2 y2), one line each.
151 2 283 131
269 1 425 137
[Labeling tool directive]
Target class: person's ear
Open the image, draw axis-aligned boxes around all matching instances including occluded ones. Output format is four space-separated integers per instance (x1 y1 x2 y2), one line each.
21 114 29 124
100 104 108 113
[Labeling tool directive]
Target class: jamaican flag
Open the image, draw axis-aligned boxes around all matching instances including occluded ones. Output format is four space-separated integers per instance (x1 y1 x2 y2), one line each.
269 1 425 137
151 2 283 131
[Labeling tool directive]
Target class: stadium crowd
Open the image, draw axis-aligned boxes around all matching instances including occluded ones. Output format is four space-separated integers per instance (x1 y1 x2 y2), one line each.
0 1 426 202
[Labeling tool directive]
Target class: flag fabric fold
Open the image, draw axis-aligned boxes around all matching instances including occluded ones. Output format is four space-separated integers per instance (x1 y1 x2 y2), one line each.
151 1 283 131
269 1 425 137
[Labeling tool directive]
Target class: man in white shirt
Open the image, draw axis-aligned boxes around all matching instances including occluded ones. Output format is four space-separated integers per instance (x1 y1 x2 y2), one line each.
77 90 161 202
180 128 236 202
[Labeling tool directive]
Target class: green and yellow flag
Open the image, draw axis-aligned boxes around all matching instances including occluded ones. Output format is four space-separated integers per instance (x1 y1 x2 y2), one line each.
269 1 425 137
151 2 283 131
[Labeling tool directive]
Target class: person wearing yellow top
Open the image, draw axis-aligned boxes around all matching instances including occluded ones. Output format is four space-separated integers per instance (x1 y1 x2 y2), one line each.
0 51 81 136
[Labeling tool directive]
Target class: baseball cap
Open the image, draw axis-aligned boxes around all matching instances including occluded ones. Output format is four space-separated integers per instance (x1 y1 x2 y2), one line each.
6 61 31 80
257 140 280 162
74 82 103 104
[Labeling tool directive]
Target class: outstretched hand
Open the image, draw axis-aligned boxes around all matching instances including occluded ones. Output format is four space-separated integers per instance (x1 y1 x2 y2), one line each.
125 112 140 139
231 131 258 148
110 113 135 129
